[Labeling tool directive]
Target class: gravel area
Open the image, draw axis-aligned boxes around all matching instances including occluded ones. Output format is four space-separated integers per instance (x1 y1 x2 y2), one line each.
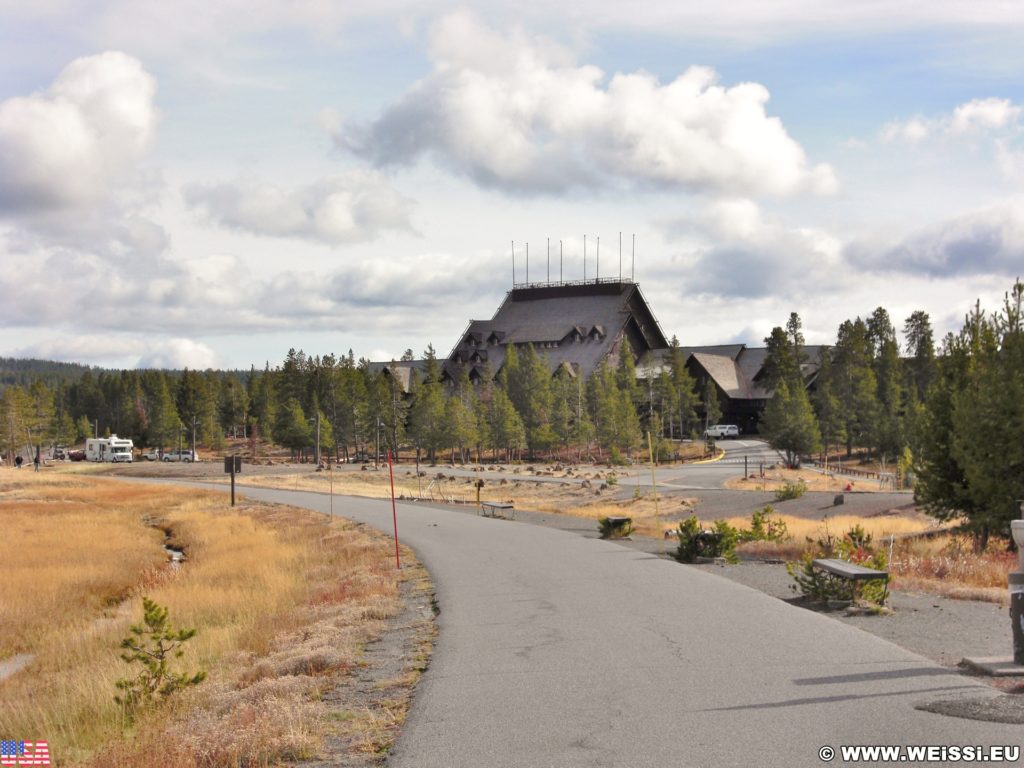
509 506 1022 694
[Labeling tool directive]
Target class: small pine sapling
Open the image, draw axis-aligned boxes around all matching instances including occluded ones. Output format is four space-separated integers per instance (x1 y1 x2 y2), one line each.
115 597 206 719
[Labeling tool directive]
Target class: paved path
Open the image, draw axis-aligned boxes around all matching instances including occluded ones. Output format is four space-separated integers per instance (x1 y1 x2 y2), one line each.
229 485 1019 768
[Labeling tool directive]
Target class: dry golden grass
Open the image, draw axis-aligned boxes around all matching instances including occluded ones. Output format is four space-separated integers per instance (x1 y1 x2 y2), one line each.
724 512 953 561
724 467 901 493
0 477 168 658
220 463 636 505
531 493 699 538
888 535 1018 604
0 471 416 767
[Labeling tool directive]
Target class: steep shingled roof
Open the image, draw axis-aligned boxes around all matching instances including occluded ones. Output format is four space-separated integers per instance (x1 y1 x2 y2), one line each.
443 280 668 382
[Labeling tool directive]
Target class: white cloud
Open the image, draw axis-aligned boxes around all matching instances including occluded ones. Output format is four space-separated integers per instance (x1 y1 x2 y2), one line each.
880 117 930 143
0 51 156 214
184 171 416 245
0 221 500 339
951 97 1022 134
339 12 836 198
12 334 218 369
881 97 1021 143
657 198 844 299
847 198 1024 276
136 338 219 369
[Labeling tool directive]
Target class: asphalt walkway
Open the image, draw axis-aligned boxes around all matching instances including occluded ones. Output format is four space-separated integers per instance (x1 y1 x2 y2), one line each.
233 486 1020 768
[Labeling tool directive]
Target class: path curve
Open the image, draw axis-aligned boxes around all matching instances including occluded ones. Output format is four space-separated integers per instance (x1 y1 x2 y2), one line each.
228 486 1016 767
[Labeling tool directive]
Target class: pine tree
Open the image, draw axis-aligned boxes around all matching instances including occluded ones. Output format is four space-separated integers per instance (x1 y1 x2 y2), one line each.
274 398 312 456
832 318 879 456
903 310 936 402
488 388 525 461
247 365 277 444
701 378 722 432
217 377 248 439
760 378 821 468
762 326 801 390
408 345 445 463
811 352 846 458
946 285 1024 547
1 386 31 463
148 375 181 450
25 380 56 453
503 344 554 457
669 340 699 438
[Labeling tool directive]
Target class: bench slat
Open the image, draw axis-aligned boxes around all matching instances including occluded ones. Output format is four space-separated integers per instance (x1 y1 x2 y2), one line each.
812 558 888 581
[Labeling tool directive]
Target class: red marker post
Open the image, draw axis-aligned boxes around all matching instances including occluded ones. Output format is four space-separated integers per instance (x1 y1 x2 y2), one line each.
388 450 401 569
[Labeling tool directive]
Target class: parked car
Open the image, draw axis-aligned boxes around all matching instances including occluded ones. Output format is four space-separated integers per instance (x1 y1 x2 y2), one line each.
162 449 199 462
141 449 162 461
341 451 371 463
704 424 740 439
52 446 67 460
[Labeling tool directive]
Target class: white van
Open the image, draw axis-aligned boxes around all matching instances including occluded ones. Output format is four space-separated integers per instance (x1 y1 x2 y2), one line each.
162 449 199 462
704 424 740 439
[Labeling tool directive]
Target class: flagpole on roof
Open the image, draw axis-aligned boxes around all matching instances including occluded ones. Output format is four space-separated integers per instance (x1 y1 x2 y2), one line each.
512 240 515 286
547 237 550 283
560 239 563 283
619 231 622 281
526 242 529 284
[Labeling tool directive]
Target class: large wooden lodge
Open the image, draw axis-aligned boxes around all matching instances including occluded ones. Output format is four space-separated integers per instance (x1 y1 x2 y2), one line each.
373 278 822 434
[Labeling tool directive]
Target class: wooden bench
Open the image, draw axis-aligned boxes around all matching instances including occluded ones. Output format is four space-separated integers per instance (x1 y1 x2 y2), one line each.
480 501 514 519
812 558 889 605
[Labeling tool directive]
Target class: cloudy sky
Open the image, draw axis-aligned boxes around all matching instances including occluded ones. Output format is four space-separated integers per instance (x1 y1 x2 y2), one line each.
2 2 1023 370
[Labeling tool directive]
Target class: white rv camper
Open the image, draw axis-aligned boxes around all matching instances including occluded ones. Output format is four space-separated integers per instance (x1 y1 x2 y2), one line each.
85 435 134 463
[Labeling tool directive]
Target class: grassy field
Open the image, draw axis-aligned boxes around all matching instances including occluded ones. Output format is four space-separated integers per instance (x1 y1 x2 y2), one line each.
724 466 901 493
0 472 428 767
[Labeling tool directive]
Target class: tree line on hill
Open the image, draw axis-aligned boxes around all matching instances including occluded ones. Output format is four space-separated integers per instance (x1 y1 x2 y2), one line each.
0 341 704 466
759 280 1023 548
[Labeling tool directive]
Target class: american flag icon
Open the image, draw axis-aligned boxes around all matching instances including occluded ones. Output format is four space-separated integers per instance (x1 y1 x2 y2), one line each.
0 741 50 767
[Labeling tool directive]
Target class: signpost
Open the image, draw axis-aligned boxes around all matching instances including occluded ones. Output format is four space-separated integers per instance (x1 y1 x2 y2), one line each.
224 455 241 506
388 450 401 569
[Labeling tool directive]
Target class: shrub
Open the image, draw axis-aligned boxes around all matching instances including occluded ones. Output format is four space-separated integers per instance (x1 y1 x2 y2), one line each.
606 474 618 486
607 447 630 466
739 505 789 543
598 516 634 539
774 478 807 501
674 516 739 563
787 524 889 606
115 597 206 720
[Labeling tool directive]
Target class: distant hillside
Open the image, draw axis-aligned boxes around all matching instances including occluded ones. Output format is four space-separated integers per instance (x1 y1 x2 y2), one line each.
0 357 98 388
0 357 254 389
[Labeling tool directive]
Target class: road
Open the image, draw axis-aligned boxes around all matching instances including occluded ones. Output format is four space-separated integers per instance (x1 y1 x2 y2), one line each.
226 485 1018 768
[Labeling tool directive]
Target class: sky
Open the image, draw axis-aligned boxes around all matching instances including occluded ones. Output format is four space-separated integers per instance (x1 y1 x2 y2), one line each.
1 1 1023 370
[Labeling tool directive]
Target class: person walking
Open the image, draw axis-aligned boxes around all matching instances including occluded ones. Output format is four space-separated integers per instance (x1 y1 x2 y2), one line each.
33 449 40 472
